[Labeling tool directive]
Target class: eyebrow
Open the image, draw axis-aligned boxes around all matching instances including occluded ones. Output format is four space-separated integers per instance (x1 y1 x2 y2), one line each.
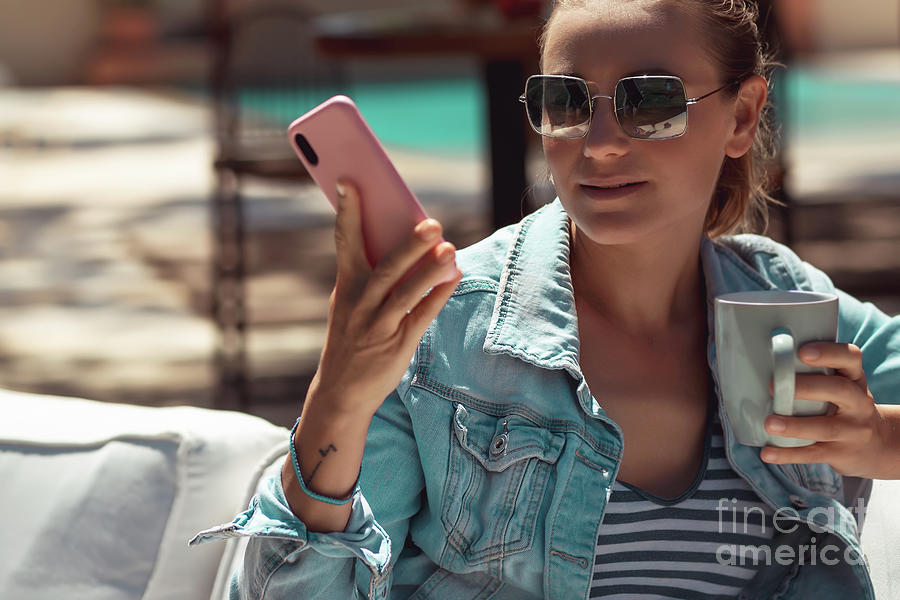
549 67 678 80
623 67 678 78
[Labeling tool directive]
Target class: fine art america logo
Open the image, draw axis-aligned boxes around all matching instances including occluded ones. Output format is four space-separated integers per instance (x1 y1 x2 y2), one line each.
714 497 868 567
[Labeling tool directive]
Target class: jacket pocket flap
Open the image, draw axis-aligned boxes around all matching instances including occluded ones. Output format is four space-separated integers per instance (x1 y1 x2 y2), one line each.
452 404 564 472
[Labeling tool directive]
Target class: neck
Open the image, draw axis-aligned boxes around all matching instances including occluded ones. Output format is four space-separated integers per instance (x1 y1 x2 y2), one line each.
569 221 707 336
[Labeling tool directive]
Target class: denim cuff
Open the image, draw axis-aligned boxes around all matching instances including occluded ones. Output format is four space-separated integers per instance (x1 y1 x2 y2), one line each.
197 473 391 565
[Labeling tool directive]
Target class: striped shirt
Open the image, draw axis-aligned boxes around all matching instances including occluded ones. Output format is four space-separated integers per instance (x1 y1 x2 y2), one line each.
590 407 775 599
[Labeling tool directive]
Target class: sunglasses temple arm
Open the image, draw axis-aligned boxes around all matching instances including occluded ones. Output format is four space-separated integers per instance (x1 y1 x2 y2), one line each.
686 79 743 104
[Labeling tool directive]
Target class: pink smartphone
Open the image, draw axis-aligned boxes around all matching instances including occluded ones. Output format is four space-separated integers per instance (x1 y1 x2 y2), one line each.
288 95 455 282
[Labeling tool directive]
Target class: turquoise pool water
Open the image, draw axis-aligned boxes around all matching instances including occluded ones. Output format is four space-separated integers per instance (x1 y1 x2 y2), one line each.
239 76 486 155
240 68 899 154
782 70 900 139
348 78 487 154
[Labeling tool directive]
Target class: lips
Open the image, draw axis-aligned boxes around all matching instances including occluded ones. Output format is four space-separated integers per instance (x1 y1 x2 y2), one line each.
581 179 647 189
583 182 643 190
579 180 648 199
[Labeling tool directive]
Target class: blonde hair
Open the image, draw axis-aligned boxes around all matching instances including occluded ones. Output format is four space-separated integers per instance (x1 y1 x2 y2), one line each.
539 0 784 237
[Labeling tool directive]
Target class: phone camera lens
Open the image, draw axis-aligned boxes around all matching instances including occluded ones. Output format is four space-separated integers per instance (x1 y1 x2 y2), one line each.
294 133 319 166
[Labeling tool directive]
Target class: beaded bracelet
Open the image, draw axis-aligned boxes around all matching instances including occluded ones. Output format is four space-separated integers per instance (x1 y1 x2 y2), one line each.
289 417 359 506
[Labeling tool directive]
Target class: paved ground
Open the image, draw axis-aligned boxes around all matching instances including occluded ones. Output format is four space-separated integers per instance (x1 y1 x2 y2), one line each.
0 59 897 427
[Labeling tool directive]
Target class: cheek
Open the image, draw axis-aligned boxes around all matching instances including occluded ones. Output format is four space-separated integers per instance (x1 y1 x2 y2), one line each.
664 122 729 189
542 138 575 175
542 140 559 177
687 104 732 159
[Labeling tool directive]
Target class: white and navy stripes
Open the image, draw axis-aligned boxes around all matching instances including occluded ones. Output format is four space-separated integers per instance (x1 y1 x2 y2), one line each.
589 412 775 599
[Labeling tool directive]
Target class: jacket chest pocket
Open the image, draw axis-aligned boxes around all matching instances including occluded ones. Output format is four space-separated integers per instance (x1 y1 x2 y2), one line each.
441 403 564 567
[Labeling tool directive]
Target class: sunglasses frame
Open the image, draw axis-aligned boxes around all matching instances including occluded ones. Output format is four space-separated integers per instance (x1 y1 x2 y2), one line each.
518 74 744 141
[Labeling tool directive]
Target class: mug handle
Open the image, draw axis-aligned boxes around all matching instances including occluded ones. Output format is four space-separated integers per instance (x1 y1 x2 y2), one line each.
771 328 795 416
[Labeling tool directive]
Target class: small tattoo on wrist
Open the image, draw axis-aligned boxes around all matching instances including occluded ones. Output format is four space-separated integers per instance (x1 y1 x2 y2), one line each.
319 444 337 457
307 444 338 484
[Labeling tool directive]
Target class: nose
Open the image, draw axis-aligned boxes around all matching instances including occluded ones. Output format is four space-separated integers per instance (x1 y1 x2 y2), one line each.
583 96 631 158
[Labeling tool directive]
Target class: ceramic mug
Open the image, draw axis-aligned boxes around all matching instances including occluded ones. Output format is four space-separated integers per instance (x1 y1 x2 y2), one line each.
714 291 839 447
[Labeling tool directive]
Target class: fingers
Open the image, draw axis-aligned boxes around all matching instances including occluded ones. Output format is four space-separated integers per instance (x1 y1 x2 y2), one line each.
781 373 866 412
764 342 871 415
764 412 868 443
759 443 833 466
333 180 449 287
799 342 866 385
329 180 459 338
355 218 453 316
401 267 464 344
762 367 874 444
378 240 456 316
333 180 371 279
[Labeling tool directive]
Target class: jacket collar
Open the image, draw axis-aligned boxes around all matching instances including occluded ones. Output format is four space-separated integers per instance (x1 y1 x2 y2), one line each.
483 198 581 377
482 198 776 377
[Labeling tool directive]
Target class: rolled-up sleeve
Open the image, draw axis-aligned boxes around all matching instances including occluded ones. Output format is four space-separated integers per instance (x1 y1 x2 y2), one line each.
835 289 900 406
190 349 427 600
190 466 393 599
799 258 900 405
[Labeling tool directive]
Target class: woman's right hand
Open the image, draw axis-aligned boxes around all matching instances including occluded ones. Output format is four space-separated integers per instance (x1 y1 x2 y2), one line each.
305 180 463 417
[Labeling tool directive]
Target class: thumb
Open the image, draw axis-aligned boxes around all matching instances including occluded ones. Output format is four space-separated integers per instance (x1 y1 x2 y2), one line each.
333 180 370 277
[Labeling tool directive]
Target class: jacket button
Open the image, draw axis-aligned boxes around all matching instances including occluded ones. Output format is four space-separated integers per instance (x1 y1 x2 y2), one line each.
788 494 810 509
490 433 508 456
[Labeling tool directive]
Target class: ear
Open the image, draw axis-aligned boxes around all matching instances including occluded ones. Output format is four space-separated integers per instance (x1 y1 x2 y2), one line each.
724 75 768 159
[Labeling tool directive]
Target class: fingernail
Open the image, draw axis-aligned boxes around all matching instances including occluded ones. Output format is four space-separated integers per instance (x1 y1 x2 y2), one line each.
437 245 455 264
336 182 347 198
767 416 786 432
416 220 440 241
800 346 820 361
761 448 778 462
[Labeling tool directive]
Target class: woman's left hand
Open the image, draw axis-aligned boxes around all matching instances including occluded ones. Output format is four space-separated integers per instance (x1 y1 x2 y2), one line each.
760 342 900 479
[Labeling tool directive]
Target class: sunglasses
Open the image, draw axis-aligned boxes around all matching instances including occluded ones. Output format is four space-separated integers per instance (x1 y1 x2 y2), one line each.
519 74 743 141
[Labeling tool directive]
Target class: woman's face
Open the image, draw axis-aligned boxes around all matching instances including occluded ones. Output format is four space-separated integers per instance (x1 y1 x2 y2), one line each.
542 1 742 247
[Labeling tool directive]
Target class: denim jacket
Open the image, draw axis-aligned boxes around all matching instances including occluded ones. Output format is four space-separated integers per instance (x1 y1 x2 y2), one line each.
192 199 900 599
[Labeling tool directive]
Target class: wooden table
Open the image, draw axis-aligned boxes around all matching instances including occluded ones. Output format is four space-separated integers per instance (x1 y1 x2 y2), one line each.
316 15 542 230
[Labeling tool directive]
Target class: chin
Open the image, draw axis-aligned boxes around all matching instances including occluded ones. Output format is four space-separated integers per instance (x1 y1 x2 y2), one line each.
561 197 659 247
578 226 660 248
561 191 710 249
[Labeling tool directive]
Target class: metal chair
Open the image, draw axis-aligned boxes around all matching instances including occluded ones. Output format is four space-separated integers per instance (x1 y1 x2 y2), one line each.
208 0 343 411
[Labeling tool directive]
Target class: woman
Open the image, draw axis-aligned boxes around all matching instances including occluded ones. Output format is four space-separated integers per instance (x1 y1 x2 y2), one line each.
193 1 900 597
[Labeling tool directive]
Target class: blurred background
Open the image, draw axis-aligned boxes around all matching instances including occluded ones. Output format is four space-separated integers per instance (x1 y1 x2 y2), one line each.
0 0 898 427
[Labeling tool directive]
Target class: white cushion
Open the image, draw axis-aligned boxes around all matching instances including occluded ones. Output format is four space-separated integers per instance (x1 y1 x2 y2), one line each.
0 389 288 600
208 454 285 600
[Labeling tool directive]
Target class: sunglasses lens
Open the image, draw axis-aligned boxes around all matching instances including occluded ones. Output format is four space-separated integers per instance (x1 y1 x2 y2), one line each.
525 77 592 138
615 77 688 140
